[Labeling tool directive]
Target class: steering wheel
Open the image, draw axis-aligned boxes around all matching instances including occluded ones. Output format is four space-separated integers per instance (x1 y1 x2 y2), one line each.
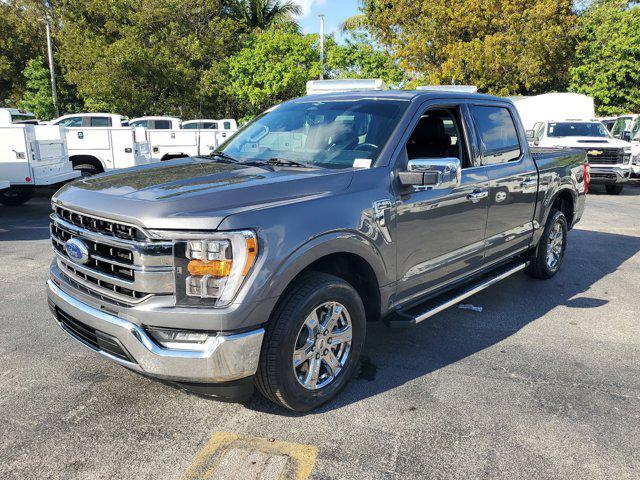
354 143 379 152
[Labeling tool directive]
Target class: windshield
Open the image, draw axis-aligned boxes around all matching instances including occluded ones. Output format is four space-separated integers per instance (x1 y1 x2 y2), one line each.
219 99 409 169
547 122 609 138
630 117 640 140
611 116 632 138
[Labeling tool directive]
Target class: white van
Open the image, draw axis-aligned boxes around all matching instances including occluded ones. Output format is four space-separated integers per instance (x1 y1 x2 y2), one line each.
0 108 79 205
50 113 152 176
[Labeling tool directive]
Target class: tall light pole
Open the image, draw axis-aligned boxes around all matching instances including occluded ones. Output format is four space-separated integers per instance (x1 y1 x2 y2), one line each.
45 21 59 117
318 14 325 80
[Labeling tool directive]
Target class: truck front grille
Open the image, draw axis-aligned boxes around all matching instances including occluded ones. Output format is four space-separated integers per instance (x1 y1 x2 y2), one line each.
50 204 174 305
56 307 135 363
585 148 623 164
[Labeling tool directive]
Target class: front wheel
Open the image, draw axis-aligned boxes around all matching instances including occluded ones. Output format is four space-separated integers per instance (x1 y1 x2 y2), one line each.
255 272 366 411
526 210 568 279
605 184 624 195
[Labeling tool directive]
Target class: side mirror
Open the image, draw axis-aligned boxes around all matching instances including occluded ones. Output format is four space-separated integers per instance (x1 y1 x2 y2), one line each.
398 157 461 189
525 129 535 140
622 131 631 142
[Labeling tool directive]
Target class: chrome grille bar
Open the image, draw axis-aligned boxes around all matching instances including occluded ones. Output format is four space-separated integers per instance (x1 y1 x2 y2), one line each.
50 203 174 304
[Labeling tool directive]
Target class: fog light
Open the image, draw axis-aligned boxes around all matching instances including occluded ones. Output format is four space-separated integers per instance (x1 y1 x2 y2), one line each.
148 328 212 350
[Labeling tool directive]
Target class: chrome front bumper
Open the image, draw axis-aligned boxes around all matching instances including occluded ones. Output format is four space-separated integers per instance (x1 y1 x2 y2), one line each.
589 165 630 184
47 280 264 383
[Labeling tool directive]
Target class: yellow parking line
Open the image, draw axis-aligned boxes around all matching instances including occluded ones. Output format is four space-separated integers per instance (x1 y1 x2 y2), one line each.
181 431 318 480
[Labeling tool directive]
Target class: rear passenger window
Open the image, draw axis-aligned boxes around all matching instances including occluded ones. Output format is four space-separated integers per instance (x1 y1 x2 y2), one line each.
470 106 521 164
90 117 112 127
154 120 172 129
203 122 218 129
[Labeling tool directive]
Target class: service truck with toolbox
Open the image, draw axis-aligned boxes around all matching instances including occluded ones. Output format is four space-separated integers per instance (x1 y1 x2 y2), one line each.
47 90 587 411
0 108 79 206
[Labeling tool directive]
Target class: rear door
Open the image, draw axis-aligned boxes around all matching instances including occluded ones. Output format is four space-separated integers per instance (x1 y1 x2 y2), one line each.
468 103 537 266
394 102 490 304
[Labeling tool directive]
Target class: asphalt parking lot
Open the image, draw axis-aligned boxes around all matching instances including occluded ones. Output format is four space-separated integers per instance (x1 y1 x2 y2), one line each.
1 185 639 479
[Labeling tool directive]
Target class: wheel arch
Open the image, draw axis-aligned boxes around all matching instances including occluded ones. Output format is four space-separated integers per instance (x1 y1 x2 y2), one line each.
70 154 105 173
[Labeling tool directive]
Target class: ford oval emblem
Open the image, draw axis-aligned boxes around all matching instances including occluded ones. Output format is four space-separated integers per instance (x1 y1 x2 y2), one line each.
64 238 89 265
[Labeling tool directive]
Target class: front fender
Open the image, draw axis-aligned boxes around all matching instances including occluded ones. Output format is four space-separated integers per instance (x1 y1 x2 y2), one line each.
260 230 390 301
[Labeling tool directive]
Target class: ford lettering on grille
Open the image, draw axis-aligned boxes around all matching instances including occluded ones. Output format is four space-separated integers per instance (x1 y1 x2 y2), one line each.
64 238 90 265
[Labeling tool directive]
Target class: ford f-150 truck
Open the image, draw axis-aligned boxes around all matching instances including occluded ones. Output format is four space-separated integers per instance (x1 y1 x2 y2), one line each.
47 91 587 411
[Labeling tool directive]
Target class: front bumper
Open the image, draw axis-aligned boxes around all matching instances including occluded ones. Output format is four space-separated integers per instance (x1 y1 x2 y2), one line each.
47 279 264 384
589 165 630 185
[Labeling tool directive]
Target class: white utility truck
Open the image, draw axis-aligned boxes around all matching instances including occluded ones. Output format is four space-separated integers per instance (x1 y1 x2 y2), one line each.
511 93 596 130
131 116 238 162
0 108 79 205
49 113 152 176
610 114 640 177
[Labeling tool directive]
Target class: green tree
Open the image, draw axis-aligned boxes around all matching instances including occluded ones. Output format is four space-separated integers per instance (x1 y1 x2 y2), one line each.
570 0 640 115
0 1 46 107
222 0 301 30
207 27 320 119
57 0 245 117
326 31 406 87
359 0 578 95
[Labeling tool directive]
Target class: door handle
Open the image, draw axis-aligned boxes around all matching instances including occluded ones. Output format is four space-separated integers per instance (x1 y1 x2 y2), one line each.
520 179 537 188
467 190 488 203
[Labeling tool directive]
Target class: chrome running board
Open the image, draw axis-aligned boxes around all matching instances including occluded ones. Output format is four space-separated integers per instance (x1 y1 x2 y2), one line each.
388 261 528 328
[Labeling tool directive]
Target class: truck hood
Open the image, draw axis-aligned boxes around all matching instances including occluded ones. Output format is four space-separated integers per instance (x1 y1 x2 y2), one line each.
53 157 354 231
542 137 631 149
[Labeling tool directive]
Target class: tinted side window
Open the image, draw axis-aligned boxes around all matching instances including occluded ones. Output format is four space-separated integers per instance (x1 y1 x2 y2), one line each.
90 117 112 127
203 122 218 129
223 121 231 130
153 120 172 129
470 106 521 164
182 123 198 129
57 117 83 127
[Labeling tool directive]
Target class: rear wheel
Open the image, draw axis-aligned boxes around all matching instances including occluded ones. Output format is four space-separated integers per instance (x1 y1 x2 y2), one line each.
255 272 366 411
73 163 101 178
605 184 624 195
526 210 568 279
0 187 33 206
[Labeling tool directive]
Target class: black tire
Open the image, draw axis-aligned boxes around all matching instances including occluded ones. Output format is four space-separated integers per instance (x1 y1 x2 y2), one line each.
255 272 366 412
0 187 33 206
74 163 101 178
605 184 624 195
526 210 568 279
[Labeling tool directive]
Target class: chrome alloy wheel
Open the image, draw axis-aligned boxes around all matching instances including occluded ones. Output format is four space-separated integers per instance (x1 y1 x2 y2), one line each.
546 220 564 270
292 301 353 390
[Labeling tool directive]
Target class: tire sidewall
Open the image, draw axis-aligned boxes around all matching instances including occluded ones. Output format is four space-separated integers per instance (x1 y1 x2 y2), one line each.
542 210 568 276
275 281 366 411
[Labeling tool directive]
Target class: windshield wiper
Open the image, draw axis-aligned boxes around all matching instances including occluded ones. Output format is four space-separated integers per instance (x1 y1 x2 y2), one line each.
260 158 317 168
207 151 241 163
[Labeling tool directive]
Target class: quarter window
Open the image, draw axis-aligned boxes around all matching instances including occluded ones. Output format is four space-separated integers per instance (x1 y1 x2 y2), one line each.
154 120 172 129
470 106 521 164
90 117 112 127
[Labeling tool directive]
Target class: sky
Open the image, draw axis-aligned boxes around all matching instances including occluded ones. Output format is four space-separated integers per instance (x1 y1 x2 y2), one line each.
294 0 360 41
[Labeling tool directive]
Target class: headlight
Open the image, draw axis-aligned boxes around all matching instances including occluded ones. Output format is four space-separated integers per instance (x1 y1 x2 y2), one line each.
624 147 632 163
172 231 257 307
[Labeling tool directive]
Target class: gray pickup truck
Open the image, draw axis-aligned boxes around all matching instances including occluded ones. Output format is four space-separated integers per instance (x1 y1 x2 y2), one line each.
47 91 588 411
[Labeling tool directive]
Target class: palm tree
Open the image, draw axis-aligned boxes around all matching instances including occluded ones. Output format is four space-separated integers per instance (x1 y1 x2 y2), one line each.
222 0 302 30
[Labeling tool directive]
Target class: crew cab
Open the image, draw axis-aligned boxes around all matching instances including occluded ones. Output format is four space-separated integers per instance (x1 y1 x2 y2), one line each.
50 113 129 128
47 91 587 411
0 108 79 206
527 119 631 194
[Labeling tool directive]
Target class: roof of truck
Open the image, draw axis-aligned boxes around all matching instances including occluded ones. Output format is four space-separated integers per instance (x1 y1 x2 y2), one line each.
294 89 504 103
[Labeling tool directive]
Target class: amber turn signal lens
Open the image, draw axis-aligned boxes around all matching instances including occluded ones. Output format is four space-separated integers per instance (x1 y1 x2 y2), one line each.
187 259 232 277
243 237 257 275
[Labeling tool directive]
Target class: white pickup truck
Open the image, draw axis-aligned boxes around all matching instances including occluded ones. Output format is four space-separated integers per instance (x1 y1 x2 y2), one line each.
527 119 632 194
130 116 238 162
49 113 152 176
0 108 79 206
610 114 640 177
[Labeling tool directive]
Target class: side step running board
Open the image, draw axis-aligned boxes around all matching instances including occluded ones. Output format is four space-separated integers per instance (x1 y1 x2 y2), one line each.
388 261 528 328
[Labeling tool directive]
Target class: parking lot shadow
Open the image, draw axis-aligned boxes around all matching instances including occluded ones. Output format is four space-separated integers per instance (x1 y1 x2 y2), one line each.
245 228 640 415
0 200 53 242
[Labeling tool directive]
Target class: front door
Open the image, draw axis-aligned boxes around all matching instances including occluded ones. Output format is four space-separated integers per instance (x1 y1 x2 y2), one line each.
395 103 489 306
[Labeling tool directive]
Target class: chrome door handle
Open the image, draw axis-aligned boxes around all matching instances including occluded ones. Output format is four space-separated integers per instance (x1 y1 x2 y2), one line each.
520 179 537 188
467 190 488 203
